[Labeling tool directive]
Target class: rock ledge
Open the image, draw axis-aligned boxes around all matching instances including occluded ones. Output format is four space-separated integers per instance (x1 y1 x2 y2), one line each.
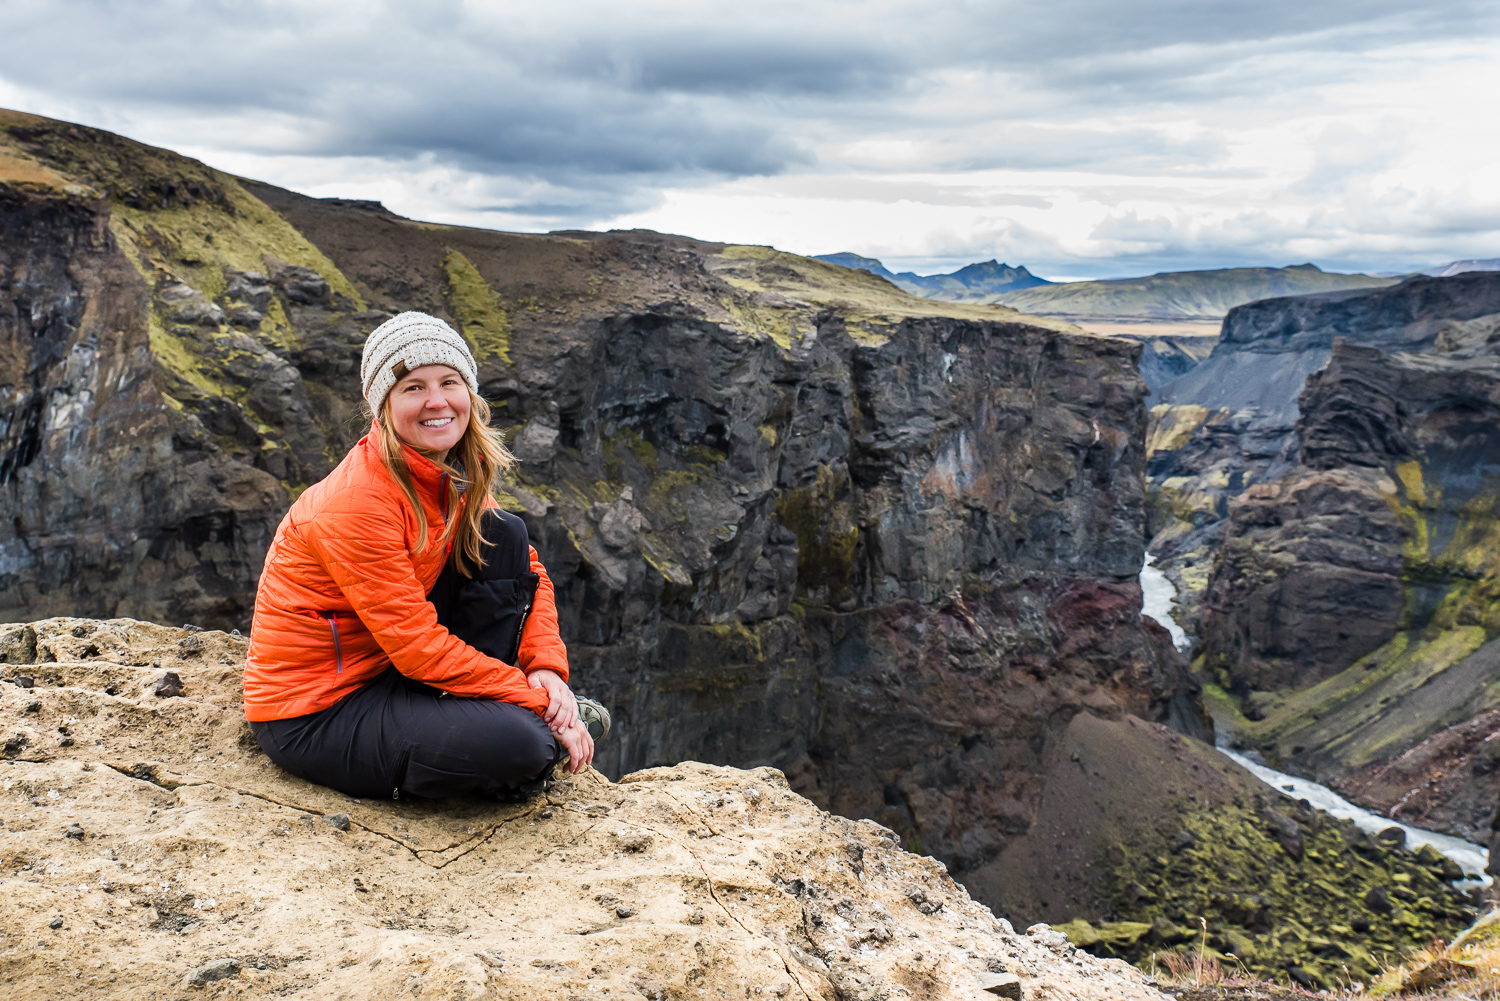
0 618 1162 999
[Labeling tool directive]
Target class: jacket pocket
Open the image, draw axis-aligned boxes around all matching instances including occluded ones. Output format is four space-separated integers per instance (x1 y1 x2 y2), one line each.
321 612 344 673
442 573 540 664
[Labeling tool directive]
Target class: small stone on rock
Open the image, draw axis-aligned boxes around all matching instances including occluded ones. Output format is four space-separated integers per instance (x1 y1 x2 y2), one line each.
322 812 350 831
154 672 184 698
186 957 242 985
978 972 1023 999
619 831 653 853
16 676 32 689
64 823 84 840
616 905 634 918
48 916 63 929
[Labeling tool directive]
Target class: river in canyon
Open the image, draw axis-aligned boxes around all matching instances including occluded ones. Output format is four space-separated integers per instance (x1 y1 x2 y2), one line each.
1139 554 1492 884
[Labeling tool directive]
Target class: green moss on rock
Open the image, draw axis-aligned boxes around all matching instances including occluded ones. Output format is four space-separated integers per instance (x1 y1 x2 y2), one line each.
1068 795 1476 988
775 466 859 605
441 247 511 364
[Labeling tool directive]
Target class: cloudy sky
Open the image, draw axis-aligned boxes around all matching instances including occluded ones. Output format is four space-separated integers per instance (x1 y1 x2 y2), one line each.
2 1 1497 279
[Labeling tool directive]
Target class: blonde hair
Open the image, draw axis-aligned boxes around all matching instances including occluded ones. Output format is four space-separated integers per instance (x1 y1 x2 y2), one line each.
370 364 515 577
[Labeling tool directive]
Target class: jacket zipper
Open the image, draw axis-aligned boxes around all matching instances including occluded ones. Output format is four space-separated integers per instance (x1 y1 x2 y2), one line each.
322 612 344 673
392 745 412 800
508 590 535 664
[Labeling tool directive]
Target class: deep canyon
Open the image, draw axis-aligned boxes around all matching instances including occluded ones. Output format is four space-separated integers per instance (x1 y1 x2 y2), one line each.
1 109 1494 994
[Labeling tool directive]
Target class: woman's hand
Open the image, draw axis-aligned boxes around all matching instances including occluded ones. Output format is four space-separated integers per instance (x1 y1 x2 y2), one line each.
526 669 578 733
554 719 594 774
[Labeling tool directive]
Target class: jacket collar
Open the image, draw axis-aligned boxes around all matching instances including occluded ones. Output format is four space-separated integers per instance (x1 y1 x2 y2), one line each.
362 420 449 500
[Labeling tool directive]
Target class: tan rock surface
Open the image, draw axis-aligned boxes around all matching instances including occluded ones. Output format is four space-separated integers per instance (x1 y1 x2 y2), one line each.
0 618 1163 1000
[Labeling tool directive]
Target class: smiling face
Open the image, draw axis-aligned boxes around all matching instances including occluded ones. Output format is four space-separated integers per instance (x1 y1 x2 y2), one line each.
385 364 472 460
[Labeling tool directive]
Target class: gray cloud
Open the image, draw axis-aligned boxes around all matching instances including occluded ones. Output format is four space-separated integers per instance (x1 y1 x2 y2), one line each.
1 0 1497 261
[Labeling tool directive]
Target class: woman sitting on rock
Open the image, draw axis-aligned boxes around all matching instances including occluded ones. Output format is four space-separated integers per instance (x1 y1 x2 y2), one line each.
243 312 607 800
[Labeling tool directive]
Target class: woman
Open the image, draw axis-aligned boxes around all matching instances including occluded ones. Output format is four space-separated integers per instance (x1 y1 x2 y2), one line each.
244 311 606 800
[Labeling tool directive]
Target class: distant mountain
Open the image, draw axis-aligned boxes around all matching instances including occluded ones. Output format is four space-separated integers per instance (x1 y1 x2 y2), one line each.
1423 258 1500 278
814 253 1052 300
995 264 1397 319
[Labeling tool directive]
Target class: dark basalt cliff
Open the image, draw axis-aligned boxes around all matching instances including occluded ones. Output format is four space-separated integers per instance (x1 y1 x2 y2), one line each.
1146 270 1500 843
1147 273 1500 633
1200 339 1500 839
0 111 1196 920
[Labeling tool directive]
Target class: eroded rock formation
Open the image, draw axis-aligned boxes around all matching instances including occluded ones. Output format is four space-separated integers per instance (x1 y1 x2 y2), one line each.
1146 271 1500 635
1146 272 1500 841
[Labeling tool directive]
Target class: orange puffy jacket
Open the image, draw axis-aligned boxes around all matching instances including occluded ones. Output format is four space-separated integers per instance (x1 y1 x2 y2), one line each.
243 426 568 722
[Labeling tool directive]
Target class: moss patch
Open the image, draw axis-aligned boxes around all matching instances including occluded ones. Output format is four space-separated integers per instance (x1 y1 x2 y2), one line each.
1070 798 1475 987
440 247 511 364
775 466 859 605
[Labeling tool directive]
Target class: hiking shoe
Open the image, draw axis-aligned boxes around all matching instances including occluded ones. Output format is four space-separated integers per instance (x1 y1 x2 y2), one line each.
578 697 611 742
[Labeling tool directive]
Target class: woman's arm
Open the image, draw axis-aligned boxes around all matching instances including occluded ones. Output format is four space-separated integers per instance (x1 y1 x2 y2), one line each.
306 502 550 715
518 547 578 731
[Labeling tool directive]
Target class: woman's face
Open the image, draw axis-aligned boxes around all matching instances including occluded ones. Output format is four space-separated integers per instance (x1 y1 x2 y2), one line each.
387 364 471 458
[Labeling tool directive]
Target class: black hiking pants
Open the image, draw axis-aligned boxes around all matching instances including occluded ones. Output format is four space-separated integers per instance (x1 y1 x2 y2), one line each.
251 509 560 800
251 667 557 800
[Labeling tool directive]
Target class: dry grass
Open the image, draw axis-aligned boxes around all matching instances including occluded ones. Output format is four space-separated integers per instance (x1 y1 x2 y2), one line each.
1150 910 1500 1001
1365 909 1500 997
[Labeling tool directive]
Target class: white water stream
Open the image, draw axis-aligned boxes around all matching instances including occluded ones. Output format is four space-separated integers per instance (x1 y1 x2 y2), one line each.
1139 553 1492 885
1140 554 1190 651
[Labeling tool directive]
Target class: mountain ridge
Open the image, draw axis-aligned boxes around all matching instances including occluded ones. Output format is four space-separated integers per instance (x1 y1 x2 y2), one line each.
997 264 1397 319
813 252 1052 300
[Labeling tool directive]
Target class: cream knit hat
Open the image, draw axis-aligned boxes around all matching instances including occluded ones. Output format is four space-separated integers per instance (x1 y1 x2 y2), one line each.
361 312 479 413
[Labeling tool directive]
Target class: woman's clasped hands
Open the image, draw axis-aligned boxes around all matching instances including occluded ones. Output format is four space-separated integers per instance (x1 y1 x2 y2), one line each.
527 669 593 773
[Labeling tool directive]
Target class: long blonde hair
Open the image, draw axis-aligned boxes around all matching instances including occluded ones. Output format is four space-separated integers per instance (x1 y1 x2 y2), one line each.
370 364 515 577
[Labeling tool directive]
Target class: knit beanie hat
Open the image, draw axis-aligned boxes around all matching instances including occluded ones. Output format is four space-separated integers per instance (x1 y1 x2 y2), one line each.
361 311 479 414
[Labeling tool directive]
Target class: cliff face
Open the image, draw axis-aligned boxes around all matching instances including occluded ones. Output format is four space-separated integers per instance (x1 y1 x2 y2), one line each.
1151 274 1500 841
0 112 373 628
0 111 1195 922
0 617 1164 1001
1199 340 1500 838
1148 272 1500 636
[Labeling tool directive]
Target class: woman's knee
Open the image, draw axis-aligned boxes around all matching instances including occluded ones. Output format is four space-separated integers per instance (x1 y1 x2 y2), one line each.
510 709 559 778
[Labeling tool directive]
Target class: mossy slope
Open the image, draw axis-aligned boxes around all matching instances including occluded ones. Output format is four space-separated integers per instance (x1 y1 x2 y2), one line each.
983 713 1475 989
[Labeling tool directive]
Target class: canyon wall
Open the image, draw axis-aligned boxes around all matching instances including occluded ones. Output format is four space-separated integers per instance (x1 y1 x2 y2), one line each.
0 111 1195 923
1145 270 1500 841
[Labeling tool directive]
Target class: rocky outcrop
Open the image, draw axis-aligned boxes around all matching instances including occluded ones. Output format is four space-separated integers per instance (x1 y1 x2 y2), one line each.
1146 272 1500 633
0 617 1166 1000
1200 340 1500 693
1139 272 1500 841
1192 335 1500 839
0 112 372 628
0 111 1197 923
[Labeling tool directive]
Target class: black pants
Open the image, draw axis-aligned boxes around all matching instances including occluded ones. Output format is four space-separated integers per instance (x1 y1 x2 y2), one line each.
252 666 557 800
